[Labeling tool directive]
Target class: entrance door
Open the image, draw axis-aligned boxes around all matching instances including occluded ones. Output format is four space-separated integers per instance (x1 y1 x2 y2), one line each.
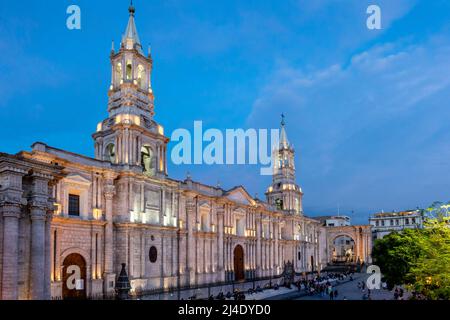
233 245 245 281
62 253 87 300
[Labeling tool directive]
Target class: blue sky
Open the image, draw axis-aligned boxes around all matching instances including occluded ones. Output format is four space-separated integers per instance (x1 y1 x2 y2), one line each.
0 0 449 224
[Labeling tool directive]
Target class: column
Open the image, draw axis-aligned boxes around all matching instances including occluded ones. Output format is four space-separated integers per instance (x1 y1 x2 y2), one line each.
274 221 279 274
29 207 46 299
256 218 261 277
186 198 196 285
44 212 52 299
217 209 224 281
103 176 116 294
1 205 20 300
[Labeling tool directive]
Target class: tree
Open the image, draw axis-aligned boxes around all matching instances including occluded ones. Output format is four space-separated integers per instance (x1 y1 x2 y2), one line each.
406 210 450 299
372 229 422 289
372 201 450 299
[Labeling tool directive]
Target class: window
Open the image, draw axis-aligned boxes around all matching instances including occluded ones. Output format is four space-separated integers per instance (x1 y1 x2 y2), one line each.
137 64 145 89
375 220 379 227
105 143 115 163
396 219 399 226
141 146 155 176
115 62 122 85
298 252 301 261
412 218 416 224
405 218 409 225
381 220 385 226
275 198 283 210
68 194 80 216
149 246 157 263
126 61 132 80
390 220 393 226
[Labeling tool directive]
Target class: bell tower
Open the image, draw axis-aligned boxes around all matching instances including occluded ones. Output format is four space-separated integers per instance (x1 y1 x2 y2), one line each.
265 114 303 214
93 3 168 177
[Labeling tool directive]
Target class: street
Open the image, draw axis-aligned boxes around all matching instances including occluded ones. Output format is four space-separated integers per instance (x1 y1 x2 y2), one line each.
295 273 395 300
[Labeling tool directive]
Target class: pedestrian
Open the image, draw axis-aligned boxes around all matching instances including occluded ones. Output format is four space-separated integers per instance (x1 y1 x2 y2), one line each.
334 289 338 298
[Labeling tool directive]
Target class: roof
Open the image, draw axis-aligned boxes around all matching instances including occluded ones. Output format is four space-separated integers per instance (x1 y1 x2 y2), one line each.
280 114 290 149
122 4 143 54
371 209 423 218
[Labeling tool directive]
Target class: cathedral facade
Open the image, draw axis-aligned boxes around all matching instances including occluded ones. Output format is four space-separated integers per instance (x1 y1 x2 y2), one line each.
0 5 331 300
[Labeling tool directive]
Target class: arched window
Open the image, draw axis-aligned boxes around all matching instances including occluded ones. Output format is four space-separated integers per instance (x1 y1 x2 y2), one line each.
137 64 145 89
115 63 123 85
104 143 115 163
275 198 283 210
141 146 155 176
149 246 157 263
126 60 132 80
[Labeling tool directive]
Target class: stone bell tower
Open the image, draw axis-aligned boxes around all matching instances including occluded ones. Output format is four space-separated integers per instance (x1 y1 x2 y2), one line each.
92 3 168 177
265 114 303 214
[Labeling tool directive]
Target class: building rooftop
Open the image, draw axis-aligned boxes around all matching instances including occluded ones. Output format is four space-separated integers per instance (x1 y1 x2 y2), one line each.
371 209 423 218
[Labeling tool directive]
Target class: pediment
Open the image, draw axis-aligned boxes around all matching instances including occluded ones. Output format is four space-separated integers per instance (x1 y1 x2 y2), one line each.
225 186 255 206
199 201 211 210
64 173 91 186
233 207 247 215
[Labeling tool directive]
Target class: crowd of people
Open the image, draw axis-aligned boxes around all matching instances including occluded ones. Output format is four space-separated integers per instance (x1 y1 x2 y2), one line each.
294 271 354 300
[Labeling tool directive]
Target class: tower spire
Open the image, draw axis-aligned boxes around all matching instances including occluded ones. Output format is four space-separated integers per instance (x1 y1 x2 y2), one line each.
122 1 142 53
129 0 135 15
280 113 289 149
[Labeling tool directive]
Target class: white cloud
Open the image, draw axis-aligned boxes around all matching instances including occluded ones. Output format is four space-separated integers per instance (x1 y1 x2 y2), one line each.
246 31 450 215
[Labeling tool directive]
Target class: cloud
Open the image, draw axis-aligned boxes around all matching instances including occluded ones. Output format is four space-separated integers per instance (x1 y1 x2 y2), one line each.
246 30 450 216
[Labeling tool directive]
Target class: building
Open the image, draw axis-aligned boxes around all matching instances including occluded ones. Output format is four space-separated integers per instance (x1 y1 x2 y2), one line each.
314 215 351 227
313 215 372 264
369 209 424 241
0 5 332 300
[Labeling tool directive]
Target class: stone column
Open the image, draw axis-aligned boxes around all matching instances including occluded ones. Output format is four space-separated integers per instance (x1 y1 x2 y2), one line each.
103 176 116 294
29 207 46 299
186 197 196 285
44 212 53 299
274 221 279 275
28 173 53 300
255 217 261 277
1 205 21 300
217 208 224 281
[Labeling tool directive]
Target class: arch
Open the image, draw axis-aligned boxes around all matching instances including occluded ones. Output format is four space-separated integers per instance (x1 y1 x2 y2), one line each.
126 60 133 80
104 143 115 163
62 252 87 300
137 64 146 89
233 245 245 281
332 235 356 263
325 225 372 265
115 62 123 85
141 145 156 176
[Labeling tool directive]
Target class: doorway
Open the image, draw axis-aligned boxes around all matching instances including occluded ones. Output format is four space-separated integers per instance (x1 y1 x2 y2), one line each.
62 253 87 300
233 245 245 281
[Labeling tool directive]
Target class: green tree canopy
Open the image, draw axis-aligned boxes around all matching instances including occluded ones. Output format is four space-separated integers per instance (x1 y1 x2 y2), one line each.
372 201 450 299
